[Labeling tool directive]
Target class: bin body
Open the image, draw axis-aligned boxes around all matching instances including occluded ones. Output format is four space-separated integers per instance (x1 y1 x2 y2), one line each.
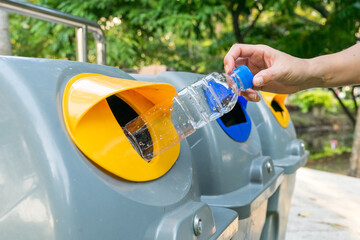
247 92 309 240
131 72 284 240
0 57 239 240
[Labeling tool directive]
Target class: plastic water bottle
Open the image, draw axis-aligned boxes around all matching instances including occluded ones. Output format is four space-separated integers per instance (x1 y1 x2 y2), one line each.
123 65 254 161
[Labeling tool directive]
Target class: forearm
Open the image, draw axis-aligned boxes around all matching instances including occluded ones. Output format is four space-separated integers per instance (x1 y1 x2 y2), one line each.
308 43 360 88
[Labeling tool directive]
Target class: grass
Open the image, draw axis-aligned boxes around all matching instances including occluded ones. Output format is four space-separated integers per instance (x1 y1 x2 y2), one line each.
306 150 351 175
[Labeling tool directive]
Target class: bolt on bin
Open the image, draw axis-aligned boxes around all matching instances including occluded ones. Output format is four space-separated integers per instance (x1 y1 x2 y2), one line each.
247 91 309 240
0 56 239 240
131 71 285 240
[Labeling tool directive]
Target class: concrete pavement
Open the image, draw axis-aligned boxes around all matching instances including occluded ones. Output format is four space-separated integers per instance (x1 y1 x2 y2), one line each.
286 168 360 240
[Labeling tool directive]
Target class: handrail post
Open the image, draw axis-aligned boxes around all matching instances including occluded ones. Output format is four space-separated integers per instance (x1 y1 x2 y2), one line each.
0 0 106 65
76 25 88 62
93 31 106 65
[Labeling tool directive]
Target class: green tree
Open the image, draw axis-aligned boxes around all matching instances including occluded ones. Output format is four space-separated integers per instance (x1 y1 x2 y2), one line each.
9 0 228 72
9 1 360 71
6 0 360 176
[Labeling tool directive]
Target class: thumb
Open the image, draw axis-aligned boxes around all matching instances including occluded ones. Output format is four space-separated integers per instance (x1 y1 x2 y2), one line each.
252 68 277 88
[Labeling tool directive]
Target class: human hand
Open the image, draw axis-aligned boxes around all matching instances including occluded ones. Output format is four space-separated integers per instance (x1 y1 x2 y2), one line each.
224 44 311 102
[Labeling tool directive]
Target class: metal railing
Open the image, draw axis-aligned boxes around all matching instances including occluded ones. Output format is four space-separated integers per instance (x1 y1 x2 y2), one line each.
0 0 106 65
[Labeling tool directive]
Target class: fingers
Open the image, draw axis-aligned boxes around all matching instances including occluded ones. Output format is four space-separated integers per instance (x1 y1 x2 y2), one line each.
253 82 300 94
226 72 260 101
235 57 248 68
240 88 260 102
224 43 304 95
224 44 259 74
252 68 276 88
224 44 244 74
252 70 300 94
224 45 239 74
252 67 298 93
224 44 253 74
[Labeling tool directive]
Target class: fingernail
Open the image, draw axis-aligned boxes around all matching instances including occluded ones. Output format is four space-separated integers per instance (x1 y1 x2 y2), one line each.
224 65 229 74
250 93 257 100
253 76 263 86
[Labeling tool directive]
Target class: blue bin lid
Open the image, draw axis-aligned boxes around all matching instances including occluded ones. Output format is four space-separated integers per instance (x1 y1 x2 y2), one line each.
216 96 252 142
204 80 252 142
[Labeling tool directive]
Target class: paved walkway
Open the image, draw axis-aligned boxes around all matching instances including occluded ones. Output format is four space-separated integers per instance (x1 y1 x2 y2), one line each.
286 168 360 240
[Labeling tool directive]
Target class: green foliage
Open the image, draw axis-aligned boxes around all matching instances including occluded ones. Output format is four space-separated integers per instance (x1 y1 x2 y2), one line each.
269 1 360 58
311 144 352 160
307 141 351 173
299 128 352 174
333 98 358 113
7 0 360 73
290 87 360 114
290 89 335 113
9 15 76 60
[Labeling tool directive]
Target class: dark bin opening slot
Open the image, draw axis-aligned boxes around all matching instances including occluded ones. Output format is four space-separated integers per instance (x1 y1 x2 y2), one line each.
271 99 284 116
220 103 247 127
106 95 153 160
106 95 138 126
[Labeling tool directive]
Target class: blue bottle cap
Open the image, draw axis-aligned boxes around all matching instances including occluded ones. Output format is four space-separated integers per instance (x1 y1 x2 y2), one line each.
233 65 254 90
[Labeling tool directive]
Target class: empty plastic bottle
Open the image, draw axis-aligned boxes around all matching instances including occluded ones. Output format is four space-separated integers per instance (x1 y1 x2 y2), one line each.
123 65 254 161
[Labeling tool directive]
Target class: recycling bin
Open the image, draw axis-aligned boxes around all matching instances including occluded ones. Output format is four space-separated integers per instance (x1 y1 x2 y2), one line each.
0 56 239 240
247 92 309 240
131 72 285 240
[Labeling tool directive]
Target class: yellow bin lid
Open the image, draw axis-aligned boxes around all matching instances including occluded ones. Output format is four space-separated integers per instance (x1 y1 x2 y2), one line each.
260 91 290 128
63 73 180 182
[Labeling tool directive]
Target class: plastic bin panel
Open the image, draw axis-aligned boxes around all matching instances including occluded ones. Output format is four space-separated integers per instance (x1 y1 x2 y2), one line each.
0 57 221 240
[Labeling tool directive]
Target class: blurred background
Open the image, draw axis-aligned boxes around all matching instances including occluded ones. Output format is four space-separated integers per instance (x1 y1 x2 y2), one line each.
1 0 360 177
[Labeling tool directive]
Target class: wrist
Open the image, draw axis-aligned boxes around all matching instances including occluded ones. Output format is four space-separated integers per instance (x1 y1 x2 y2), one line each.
306 56 330 88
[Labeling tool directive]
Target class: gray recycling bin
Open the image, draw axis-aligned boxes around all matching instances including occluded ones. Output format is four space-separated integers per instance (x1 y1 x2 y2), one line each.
131 72 285 240
0 56 240 240
247 92 309 240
